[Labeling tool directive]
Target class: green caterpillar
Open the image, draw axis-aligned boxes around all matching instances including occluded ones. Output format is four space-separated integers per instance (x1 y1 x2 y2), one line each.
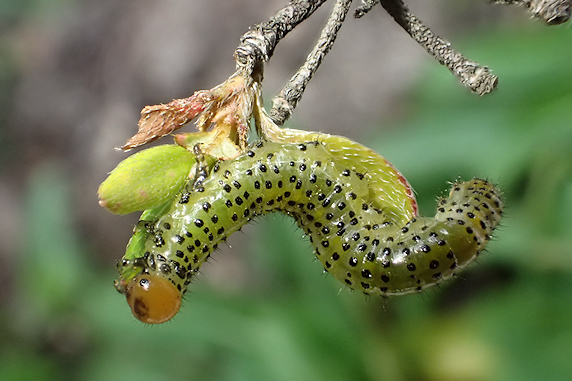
115 140 503 323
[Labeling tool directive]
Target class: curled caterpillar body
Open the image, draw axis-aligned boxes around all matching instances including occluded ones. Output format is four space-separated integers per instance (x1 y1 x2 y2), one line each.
116 141 503 323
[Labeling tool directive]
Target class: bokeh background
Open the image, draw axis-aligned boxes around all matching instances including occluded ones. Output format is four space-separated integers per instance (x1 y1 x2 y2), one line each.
1 0 572 380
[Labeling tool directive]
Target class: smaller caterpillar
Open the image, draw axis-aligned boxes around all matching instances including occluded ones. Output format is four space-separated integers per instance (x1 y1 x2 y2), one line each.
115 140 503 323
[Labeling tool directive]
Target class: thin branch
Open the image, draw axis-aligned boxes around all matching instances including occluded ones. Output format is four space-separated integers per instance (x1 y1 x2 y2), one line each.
270 0 353 125
234 0 329 76
490 0 571 24
354 0 379 18
380 0 498 95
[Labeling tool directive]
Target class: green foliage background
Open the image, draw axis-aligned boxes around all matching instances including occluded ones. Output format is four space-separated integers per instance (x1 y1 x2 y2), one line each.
2 8 572 381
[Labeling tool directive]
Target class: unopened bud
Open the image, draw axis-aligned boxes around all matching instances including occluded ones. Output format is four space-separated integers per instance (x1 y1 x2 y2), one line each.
98 145 194 214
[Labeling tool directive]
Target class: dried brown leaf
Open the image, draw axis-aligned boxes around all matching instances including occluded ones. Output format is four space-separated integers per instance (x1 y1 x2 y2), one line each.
121 92 213 150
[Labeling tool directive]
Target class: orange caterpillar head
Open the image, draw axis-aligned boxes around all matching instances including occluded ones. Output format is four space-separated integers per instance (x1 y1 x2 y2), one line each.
124 274 181 324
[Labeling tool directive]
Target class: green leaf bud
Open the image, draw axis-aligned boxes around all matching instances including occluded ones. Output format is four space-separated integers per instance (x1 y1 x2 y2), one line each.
98 145 194 214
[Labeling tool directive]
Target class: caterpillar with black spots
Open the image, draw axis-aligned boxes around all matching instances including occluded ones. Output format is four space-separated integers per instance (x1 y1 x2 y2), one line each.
115 140 503 324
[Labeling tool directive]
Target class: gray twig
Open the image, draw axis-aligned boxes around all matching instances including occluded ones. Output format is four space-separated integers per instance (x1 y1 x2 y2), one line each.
380 0 498 95
234 0 567 124
354 0 379 18
270 0 353 125
234 0 329 75
489 0 571 24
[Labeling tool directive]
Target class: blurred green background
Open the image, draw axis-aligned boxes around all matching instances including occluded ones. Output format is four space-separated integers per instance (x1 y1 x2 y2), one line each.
1 1 572 380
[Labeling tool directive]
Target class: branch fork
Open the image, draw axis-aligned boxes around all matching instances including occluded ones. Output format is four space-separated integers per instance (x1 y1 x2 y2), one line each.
120 0 570 153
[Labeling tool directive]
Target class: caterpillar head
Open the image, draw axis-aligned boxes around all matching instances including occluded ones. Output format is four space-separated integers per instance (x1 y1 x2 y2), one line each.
120 274 181 324
116 221 190 323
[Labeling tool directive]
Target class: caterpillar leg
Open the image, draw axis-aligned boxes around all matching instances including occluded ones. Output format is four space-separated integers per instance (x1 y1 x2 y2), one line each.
191 144 210 188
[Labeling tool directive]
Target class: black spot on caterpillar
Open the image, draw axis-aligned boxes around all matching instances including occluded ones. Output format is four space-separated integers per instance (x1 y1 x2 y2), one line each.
116 141 503 323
